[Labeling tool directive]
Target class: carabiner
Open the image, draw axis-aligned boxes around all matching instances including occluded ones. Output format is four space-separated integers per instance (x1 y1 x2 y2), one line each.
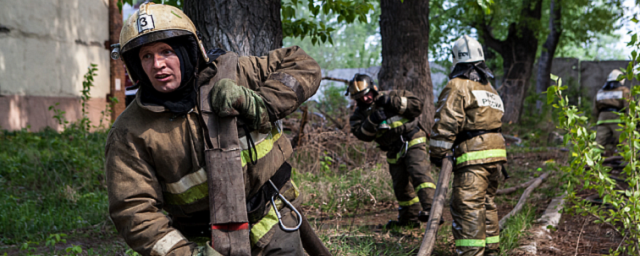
268 180 302 232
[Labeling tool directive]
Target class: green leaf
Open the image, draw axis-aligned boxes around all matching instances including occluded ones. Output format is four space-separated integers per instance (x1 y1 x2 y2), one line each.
628 33 638 47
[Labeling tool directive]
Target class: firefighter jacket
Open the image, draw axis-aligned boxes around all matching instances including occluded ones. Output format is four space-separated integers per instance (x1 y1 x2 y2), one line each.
593 85 630 125
429 78 506 167
349 90 425 153
105 46 321 256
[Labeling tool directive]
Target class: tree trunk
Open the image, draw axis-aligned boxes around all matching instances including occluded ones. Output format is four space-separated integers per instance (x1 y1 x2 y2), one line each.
535 0 563 111
480 0 542 124
379 0 435 133
184 0 283 56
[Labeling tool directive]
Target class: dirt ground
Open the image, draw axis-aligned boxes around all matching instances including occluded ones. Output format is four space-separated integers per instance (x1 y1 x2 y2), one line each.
302 149 626 255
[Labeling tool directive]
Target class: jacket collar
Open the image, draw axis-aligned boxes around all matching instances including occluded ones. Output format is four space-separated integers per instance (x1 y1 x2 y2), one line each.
135 87 169 113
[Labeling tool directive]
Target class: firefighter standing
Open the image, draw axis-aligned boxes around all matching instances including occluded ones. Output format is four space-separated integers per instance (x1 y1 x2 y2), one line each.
594 69 629 150
105 3 321 255
429 35 507 255
348 74 436 228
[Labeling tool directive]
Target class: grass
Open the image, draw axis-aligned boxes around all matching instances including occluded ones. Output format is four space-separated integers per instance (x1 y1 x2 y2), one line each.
292 162 396 216
0 128 110 245
499 204 537 255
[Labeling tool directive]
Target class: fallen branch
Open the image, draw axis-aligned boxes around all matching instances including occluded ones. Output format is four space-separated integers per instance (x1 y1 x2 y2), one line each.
497 178 537 195
322 76 349 84
499 172 549 229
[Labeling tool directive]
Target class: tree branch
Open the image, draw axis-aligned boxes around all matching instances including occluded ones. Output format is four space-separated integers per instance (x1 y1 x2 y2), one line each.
322 77 349 84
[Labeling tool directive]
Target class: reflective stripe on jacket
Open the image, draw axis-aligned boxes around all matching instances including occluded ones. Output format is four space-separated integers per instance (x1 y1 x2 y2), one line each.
430 78 506 167
105 46 321 256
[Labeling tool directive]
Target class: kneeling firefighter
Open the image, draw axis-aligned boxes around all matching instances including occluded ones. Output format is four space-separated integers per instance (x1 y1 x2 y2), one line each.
429 35 507 255
594 69 629 150
105 3 328 256
348 74 436 228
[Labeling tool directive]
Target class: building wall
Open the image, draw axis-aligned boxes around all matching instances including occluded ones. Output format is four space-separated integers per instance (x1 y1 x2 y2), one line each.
0 0 110 131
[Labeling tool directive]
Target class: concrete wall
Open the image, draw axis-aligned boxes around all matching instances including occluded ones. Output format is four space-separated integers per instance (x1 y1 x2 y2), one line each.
0 0 110 131
581 60 638 100
548 58 638 102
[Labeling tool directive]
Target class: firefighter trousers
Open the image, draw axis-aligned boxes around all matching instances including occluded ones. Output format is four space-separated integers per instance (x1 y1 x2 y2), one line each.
387 142 436 222
596 123 622 148
451 163 503 256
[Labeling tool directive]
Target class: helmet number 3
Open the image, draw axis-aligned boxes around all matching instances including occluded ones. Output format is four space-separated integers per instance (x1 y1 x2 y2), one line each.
137 14 155 33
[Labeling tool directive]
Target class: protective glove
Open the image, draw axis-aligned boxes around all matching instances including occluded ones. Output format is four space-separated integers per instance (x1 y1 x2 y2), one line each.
368 109 388 124
210 78 271 132
375 94 391 107
430 157 443 168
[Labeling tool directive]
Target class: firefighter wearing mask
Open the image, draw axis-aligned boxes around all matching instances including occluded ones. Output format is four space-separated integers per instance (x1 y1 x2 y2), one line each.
105 3 322 256
348 74 436 228
429 35 507 255
594 69 629 150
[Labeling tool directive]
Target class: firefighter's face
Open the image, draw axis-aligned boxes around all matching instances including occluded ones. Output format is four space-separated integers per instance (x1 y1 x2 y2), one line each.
139 42 182 93
359 91 375 105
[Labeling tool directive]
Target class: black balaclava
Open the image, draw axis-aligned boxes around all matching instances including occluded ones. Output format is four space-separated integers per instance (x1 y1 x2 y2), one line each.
603 81 623 90
124 35 199 115
449 61 495 84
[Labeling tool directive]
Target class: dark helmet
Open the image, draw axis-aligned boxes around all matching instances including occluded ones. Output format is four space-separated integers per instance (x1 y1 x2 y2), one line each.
346 73 378 100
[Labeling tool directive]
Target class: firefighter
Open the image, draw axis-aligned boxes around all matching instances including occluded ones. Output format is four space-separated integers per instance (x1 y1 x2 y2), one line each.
348 74 436 228
429 35 507 255
105 3 322 255
594 69 629 151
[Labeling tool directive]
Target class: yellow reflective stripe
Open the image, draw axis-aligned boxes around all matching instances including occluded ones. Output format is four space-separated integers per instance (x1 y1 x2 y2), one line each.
486 236 500 244
597 119 622 125
456 149 506 165
387 137 426 164
164 182 208 205
455 239 486 247
241 129 283 167
414 182 436 193
291 181 300 199
408 137 426 147
389 117 410 129
165 168 207 194
398 197 419 206
250 202 279 245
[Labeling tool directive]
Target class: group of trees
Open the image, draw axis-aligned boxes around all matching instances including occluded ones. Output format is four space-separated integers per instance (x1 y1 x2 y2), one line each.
119 0 628 127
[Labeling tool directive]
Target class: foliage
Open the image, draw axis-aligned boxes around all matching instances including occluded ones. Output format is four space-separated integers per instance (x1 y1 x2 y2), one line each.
80 64 99 133
548 20 640 252
315 82 349 118
283 1 381 70
428 0 625 62
0 128 109 245
117 0 375 48
281 0 375 46
0 65 110 245
48 103 69 128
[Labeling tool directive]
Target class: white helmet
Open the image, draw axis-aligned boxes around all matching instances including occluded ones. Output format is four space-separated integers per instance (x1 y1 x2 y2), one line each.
451 35 484 66
607 69 625 85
